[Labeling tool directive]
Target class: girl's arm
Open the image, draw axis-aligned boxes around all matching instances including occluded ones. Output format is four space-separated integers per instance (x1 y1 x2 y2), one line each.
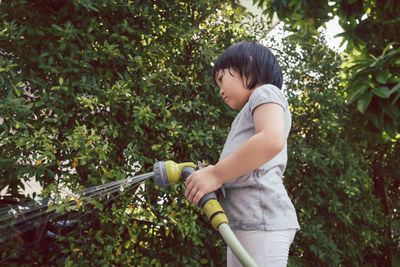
185 102 286 205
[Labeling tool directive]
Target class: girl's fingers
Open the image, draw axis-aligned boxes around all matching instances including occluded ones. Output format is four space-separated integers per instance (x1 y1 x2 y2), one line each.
184 176 193 198
184 175 197 202
193 191 204 207
184 173 204 205
188 186 198 204
185 175 191 187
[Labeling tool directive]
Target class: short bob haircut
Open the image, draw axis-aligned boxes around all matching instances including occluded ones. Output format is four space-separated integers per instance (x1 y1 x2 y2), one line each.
212 41 283 90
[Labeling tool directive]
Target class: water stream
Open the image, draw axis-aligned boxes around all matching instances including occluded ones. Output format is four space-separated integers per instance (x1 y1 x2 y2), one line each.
0 171 154 262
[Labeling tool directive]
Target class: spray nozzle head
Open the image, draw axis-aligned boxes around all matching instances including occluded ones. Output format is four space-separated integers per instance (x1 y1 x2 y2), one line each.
153 160 197 188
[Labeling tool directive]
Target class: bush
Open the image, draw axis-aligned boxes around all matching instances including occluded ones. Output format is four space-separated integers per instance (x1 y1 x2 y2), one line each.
0 0 254 265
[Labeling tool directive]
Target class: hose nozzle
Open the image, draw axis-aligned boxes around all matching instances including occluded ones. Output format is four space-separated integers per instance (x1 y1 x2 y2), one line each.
153 160 197 188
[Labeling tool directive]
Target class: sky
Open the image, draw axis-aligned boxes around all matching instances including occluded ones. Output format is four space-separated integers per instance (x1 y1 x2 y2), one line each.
239 0 346 52
324 16 346 52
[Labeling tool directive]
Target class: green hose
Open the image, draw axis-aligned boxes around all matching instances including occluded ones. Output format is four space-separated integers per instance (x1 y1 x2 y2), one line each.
218 223 259 267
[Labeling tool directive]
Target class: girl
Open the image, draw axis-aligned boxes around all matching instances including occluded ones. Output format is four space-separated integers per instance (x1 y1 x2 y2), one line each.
184 41 300 266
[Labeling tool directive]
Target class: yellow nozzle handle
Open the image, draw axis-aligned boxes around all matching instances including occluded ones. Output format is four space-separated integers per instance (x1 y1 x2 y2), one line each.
165 160 197 186
203 199 229 230
179 164 229 230
160 160 228 230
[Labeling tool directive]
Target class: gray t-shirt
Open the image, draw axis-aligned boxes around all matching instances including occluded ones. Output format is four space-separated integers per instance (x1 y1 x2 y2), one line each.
219 84 300 231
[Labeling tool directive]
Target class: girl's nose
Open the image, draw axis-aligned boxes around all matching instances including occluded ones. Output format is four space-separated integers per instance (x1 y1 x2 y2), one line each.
219 88 224 97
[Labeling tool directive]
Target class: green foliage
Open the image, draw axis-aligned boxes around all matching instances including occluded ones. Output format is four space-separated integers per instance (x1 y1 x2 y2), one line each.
344 46 400 137
266 29 393 265
0 0 252 265
254 0 400 136
0 0 397 266
347 111 400 266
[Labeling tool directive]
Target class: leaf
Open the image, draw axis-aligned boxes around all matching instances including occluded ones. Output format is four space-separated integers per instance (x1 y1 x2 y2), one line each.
59 77 64 85
389 82 400 95
376 69 389 84
372 86 391 99
93 201 103 211
106 245 113 254
370 110 384 130
113 129 118 138
348 82 369 102
169 216 178 224
291 13 303 21
383 117 398 138
72 157 78 168
12 84 21 97
357 92 373 113
392 91 400 105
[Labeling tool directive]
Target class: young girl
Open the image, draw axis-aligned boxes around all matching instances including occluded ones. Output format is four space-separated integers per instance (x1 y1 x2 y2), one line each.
184 41 300 266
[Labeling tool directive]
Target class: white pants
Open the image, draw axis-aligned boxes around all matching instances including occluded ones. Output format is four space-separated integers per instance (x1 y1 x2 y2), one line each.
227 229 296 267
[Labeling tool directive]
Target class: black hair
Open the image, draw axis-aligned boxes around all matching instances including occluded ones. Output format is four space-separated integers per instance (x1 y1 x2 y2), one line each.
212 41 283 89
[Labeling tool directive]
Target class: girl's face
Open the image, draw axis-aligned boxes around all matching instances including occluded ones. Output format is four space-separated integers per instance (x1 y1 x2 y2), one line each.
215 68 255 110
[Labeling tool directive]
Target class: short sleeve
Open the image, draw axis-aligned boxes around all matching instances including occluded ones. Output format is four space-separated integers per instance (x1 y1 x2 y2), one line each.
248 84 288 114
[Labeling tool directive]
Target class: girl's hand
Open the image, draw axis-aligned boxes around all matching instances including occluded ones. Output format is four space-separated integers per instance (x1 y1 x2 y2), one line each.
184 165 222 206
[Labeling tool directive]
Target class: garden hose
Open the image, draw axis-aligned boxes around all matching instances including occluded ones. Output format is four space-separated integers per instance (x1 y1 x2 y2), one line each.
153 160 258 267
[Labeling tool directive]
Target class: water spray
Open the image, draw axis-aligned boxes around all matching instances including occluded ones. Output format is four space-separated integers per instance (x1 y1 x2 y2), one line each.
153 160 258 267
0 172 152 263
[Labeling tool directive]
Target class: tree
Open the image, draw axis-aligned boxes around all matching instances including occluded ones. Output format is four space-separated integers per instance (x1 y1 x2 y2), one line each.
254 0 400 136
265 27 392 265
